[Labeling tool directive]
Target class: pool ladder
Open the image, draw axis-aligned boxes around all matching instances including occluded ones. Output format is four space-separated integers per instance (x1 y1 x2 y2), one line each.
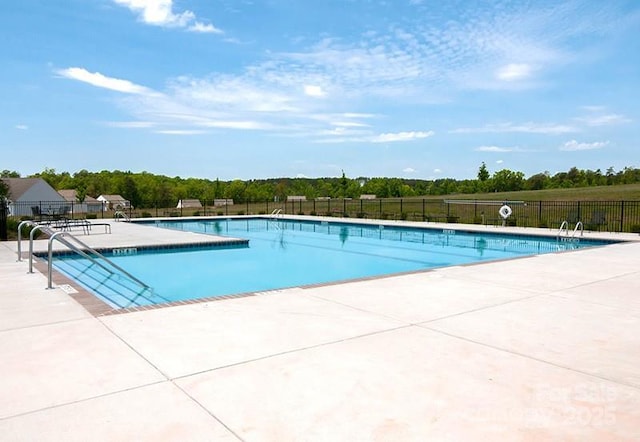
269 208 283 230
17 220 160 307
114 210 130 222
557 220 584 240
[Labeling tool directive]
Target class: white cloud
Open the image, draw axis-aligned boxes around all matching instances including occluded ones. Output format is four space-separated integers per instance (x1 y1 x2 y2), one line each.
57 67 153 95
330 121 369 128
313 130 434 144
304 85 325 97
560 140 609 151
155 129 206 135
433 168 442 174
496 160 504 164
113 0 222 33
15 124 28 130
198 120 271 130
106 121 156 128
496 63 533 81
574 113 631 126
452 122 577 134
475 146 514 152
188 22 223 34
371 131 434 143
403 167 416 173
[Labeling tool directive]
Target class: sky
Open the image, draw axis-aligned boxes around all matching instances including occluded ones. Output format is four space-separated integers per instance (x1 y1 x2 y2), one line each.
1 0 638 181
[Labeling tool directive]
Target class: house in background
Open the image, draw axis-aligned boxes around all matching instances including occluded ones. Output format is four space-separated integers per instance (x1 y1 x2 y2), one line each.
1 178 67 217
176 199 203 209
58 189 103 214
96 194 131 210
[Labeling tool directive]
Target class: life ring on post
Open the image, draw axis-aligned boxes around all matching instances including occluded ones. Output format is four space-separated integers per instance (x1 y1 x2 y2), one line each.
499 204 512 220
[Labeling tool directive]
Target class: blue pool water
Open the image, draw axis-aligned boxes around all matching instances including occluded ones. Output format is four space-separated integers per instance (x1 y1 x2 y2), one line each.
52 218 614 308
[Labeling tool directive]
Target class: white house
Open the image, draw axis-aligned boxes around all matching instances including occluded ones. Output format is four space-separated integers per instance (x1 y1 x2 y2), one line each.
360 194 377 200
2 178 68 217
97 194 131 210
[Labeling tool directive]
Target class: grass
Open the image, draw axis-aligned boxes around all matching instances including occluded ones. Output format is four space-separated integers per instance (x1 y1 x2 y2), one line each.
425 183 640 202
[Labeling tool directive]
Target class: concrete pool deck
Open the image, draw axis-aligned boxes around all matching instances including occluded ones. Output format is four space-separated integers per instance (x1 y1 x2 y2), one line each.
0 218 639 440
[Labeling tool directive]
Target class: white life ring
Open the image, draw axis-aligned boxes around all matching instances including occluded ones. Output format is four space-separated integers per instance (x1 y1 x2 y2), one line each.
499 204 512 219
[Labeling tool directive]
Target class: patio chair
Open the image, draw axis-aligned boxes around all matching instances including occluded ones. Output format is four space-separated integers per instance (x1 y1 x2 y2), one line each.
31 206 42 221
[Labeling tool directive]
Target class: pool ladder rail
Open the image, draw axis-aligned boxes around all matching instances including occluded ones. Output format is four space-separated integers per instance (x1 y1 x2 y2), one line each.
557 220 584 241
269 208 284 230
17 220 162 308
114 210 130 222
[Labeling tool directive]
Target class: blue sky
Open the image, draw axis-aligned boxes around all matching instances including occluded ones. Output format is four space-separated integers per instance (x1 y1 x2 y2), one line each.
1 0 638 180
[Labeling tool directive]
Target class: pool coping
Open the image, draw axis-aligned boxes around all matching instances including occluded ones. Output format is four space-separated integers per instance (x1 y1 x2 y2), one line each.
30 217 633 317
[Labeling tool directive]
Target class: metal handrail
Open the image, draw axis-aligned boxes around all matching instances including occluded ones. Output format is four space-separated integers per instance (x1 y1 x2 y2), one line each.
572 221 584 238
556 220 569 239
114 210 130 222
45 231 150 293
28 224 55 273
17 220 37 261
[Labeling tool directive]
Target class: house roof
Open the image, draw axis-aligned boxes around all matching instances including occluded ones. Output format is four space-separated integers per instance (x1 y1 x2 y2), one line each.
58 189 78 202
97 194 128 202
2 178 49 200
58 189 100 204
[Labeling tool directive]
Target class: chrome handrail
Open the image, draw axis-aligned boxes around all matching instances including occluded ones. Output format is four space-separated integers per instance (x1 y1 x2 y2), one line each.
572 221 584 238
16 220 37 261
45 231 150 293
556 220 569 239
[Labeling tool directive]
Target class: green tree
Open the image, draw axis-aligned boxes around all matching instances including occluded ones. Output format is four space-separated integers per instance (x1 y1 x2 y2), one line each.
491 169 524 192
225 179 246 203
1 170 20 178
0 179 8 198
477 162 490 182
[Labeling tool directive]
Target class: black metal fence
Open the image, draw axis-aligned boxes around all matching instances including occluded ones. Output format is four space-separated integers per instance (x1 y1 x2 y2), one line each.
7 198 640 233
0 197 8 241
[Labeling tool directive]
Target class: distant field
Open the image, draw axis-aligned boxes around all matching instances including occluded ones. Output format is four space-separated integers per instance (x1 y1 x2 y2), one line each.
420 183 640 201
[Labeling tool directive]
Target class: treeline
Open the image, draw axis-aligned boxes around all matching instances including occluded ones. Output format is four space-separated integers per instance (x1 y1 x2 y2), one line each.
1 165 640 207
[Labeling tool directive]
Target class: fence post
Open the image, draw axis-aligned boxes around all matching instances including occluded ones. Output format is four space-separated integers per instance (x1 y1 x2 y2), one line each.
0 197 7 241
538 201 542 226
422 199 425 221
620 201 625 232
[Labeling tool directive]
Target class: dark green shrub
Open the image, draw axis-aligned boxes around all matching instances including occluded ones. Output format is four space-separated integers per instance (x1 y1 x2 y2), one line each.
473 216 483 224
193 211 200 217
237 211 245 216
309 211 317 216
356 212 366 218
258 211 266 215
538 219 548 228
400 212 408 221
297 211 305 216
630 225 640 234
140 211 152 218
217 211 224 216
446 215 458 223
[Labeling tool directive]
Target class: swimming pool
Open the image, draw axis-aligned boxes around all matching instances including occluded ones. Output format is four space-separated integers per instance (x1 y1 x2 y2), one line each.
52 218 614 309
